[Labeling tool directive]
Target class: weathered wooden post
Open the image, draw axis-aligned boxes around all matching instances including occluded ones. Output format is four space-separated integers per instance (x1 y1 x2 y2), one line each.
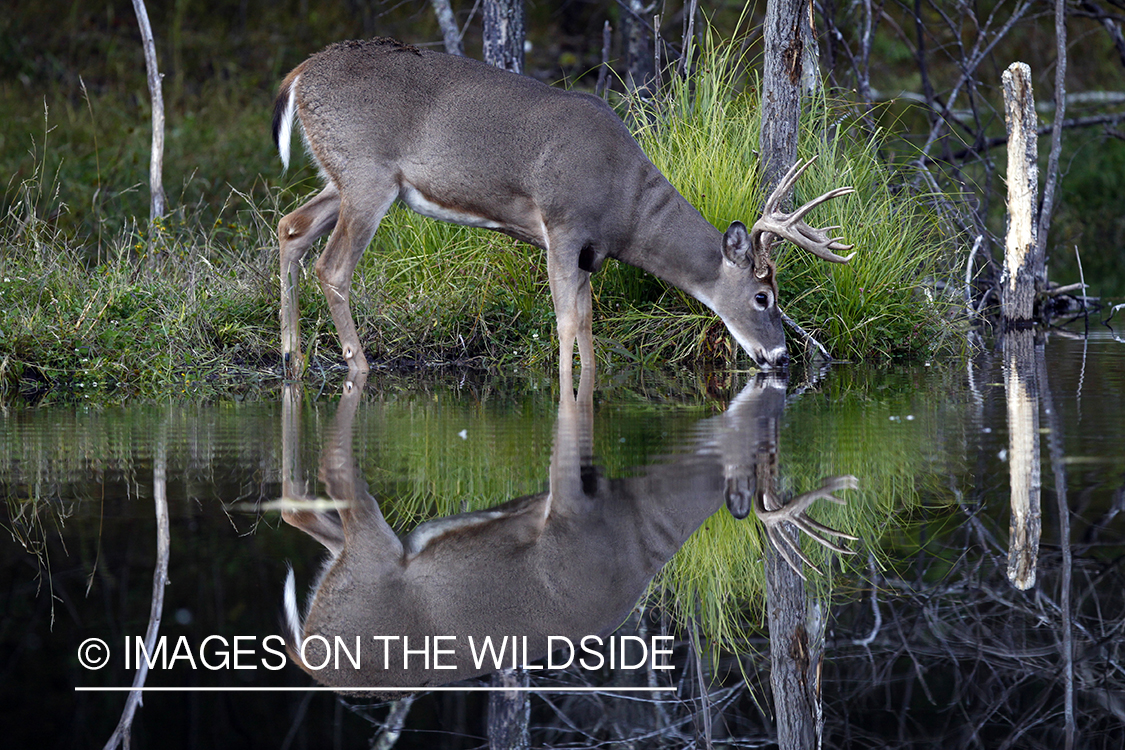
1000 63 1043 324
1001 63 1045 589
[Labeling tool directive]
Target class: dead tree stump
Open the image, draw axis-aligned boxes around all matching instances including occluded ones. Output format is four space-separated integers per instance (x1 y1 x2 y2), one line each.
1000 62 1044 324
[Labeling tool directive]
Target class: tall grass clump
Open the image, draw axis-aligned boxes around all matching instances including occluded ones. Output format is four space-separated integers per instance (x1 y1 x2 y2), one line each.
593 39 960 367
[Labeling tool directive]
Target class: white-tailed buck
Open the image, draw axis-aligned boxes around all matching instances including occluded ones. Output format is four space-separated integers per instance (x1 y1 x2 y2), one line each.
279 372 855 693
273 38 855 383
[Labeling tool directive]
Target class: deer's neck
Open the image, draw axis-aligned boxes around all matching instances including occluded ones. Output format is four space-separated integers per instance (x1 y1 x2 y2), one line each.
615 171 724 305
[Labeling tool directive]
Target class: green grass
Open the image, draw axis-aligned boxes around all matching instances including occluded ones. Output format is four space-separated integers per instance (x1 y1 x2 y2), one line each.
0 172 280 396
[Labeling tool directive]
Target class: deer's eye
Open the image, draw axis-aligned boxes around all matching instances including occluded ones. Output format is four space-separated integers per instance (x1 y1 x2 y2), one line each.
754 292 771 309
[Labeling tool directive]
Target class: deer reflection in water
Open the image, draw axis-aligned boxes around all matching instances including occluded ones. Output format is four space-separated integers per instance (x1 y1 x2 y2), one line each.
279 374 856 694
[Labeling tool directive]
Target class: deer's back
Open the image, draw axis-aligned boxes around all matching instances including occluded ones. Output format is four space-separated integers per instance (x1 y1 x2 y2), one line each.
291 38 654 240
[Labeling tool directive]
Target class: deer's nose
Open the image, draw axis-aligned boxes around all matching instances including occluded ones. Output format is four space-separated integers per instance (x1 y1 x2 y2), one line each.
756 346 789 371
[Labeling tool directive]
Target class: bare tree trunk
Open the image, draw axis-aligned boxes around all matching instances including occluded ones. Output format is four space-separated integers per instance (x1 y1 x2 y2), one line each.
430 0 464 56
483 0 525 74
757 8 823 737
1000 63 1042 324
622 0 657 97
131 0 166 224
759 0 812 192
757 4 823 732
761 470 819 749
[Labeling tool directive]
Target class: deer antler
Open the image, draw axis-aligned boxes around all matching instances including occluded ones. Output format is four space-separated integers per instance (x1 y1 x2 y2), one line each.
755 474 859 579
750 157 856 278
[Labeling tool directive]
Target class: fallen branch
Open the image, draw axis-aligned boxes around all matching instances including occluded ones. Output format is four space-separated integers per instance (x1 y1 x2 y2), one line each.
781 310 833 361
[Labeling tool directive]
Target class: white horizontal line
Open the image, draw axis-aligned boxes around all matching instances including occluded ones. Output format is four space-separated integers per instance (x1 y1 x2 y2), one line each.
75 686 676 693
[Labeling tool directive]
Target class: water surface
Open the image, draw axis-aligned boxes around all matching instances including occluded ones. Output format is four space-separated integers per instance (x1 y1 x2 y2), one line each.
2 330 1123 748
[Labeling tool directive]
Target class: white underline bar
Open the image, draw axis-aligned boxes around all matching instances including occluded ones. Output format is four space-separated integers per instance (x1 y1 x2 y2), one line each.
75 686 676 693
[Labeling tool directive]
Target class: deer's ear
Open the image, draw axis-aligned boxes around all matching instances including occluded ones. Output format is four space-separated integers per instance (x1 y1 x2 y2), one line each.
722 221 752 268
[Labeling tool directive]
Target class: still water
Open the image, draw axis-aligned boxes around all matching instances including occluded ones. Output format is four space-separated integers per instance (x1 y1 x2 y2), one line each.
2 330 1123 749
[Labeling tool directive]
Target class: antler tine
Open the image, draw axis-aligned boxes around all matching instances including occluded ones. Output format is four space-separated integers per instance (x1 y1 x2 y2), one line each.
769 490 860 547
751 156 857 264
763 157 817 212
788 186 857 225
789 516 857 553
794 225 856 261
815 474 860 495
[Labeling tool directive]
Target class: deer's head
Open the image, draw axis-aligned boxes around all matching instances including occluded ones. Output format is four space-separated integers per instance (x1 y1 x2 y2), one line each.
710 159 855 370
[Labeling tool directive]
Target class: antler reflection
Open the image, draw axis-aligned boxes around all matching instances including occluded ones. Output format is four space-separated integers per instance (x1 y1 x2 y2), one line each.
755 475 860 579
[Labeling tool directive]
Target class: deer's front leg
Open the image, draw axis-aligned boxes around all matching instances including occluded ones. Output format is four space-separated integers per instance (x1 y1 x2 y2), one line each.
279 185 341 380
547 248 595 396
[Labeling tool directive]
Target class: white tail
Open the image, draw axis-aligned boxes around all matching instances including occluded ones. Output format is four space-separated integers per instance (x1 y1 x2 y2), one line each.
275 74 299 169
278 372 855 693
272 38 856 384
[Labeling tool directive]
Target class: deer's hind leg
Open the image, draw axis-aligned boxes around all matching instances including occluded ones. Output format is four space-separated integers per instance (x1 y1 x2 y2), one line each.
279 184 341 380
314 179 399 378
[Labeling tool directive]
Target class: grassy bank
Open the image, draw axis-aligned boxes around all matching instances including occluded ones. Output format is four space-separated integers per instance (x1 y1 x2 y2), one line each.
0 45 961 400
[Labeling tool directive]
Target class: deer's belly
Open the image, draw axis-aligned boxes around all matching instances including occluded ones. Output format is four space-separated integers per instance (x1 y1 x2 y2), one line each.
398 182 547 248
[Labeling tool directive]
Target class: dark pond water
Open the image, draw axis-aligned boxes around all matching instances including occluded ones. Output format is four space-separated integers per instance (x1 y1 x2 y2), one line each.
2 330 1123 749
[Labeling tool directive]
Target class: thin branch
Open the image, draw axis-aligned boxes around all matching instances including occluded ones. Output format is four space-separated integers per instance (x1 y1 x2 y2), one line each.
679 0 698 79
1037 0 1069 257
913 0 1035 167
596 20 612 99
131 0 166 223
1078 1 1125 69
781 309 833 361
936 111 1125 163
